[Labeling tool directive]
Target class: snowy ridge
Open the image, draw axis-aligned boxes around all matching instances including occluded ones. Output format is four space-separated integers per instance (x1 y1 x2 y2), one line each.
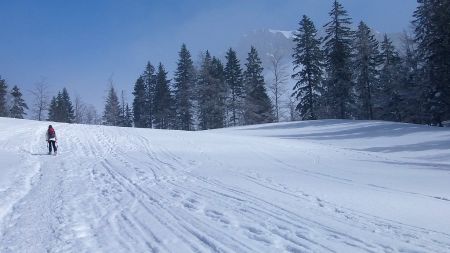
268 29 295 39
0 118 449 252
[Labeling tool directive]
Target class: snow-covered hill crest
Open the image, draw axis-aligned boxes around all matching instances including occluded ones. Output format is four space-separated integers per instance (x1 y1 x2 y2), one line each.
0 118 449 252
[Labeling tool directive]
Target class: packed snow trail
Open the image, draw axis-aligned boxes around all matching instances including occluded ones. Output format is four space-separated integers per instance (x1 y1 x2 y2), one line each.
0 118 449 252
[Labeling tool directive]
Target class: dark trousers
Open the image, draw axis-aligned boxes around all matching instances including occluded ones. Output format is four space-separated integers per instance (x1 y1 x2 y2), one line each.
48 140 57 153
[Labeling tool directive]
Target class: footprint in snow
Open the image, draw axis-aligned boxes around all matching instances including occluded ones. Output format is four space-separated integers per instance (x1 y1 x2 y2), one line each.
183 202 199 211
242 225 264 235
171 192 181 198
241 225 273 245
204 209 231 225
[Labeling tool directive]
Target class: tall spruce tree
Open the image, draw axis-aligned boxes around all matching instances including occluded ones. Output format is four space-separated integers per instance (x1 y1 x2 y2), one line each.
198 52 227 130
142 62 156 128
0 76 8 117
377 35 403 121
132 76 147 128
47 88 74 123
47 96 58 121
123 103 133 127
210 57 227 129
224 48 244 126
413 0 450 126
197 51 215 130
174 44 196 130
48 92 62 122
292 15 324 120
118 90 132 127
103 85 121 126
153 63 173 129
399 32 424 123
243 46 274 125
118 90 125 127
323 0 355 119
353 21 381 120
60 88 75 123
9 85 28 119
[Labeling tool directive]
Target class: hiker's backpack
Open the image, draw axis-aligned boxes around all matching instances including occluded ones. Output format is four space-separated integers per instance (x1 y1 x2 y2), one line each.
48 128 56 139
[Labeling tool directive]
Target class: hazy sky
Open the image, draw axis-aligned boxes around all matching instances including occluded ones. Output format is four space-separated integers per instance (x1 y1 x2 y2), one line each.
0 0 418 110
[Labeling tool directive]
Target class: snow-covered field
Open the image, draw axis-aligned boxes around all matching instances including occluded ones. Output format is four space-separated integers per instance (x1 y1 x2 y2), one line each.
0 118 449 253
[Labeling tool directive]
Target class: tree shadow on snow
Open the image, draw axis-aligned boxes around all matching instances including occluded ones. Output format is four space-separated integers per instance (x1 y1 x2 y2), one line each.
357 139 450 153
358 159 450 171
244 120 449 142
242 120 450 160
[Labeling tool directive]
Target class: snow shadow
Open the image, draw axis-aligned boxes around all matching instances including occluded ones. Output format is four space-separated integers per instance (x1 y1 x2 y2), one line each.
358 159 450 171
242 119 353 131
245 121 436 140
244 120 448 140
358 140 450 153
30 153 50 156
242 120 450 159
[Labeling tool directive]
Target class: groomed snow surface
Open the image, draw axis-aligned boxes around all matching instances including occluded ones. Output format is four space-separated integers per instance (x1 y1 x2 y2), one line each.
0 118 449 253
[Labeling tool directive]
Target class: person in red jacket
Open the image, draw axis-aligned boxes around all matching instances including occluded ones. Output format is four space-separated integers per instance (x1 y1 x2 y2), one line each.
46 125 57 155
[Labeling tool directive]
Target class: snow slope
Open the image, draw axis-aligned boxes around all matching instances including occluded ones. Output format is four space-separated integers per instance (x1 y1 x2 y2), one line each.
0 118 449 253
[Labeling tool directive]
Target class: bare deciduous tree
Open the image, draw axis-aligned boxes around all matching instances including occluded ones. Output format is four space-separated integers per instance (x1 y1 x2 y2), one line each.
29 79 50 121
287 96 301 122
85 104 100 125
268 51 289 122
74 95 87 124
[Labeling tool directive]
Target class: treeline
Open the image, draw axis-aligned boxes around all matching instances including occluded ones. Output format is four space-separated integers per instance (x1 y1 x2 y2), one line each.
1 0 448 128
0 43 274 130
0 78 101 124
119 44 274 130
292 0 450 126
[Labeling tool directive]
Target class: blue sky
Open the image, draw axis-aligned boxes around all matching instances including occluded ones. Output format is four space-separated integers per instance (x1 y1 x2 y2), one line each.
0 0 418 110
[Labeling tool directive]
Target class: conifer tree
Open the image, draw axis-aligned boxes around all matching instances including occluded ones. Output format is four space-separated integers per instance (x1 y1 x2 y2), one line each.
48 90 74 123
47 96 58 121
210 57 227 129
9 85 28 119
198 52 227 129
118 90 125 127
353 21 381 120
377 35 403 121
224 48 244 126
142 62 156 128
243 46 274 125
323 0 355 119
60 88 75 123
399 32 424 123
103 85 121 126
413 0 450 126
292 15 324 120
132 76 147 128
197 51 214 130
174 44 196 130
123 103 133 127
117 90 132 127
153 63 173 129
0 76 8 117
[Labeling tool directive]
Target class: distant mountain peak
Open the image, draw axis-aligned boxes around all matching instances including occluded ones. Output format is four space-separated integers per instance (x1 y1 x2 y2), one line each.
268 29 295 39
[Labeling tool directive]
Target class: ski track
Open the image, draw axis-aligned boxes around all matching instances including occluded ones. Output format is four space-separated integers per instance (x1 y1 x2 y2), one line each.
0 122 449 252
